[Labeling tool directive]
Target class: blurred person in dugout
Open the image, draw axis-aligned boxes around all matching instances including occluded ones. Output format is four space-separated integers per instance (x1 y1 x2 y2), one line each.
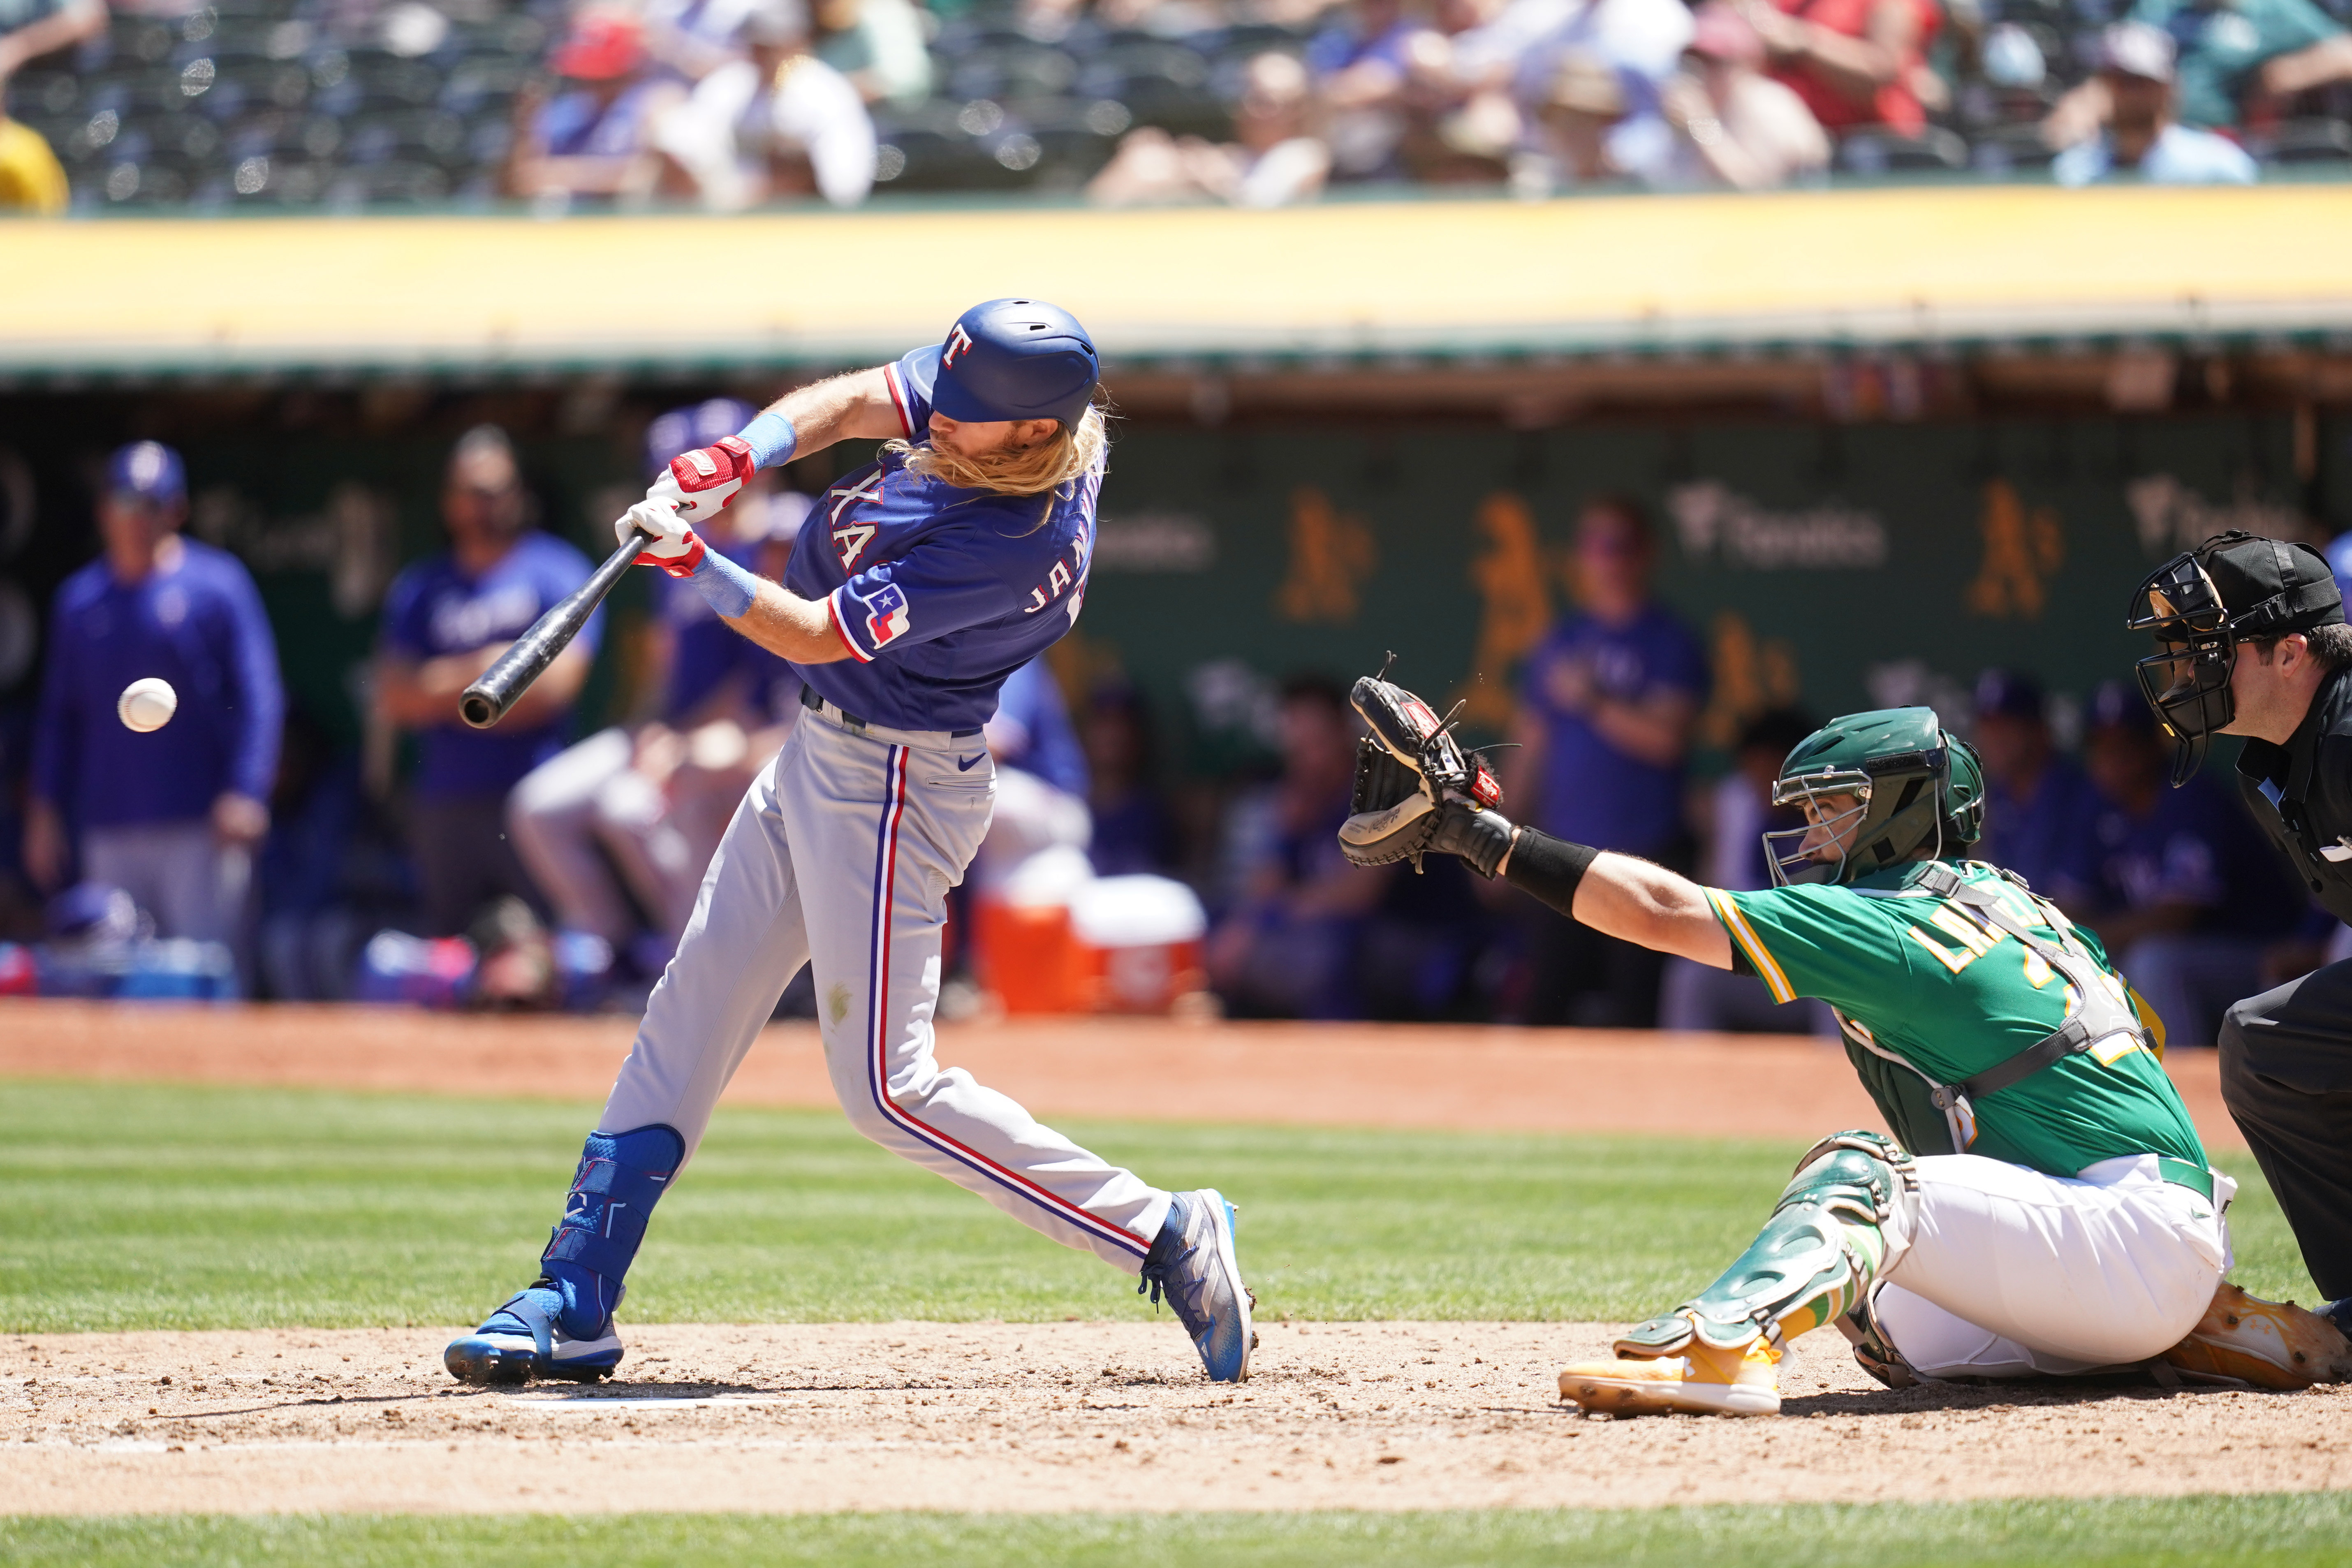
25 442 283 955
968 657 1094 895
2049 23 2256 185
1505 496 1708 1028
1969 667 2102 906
1083 681 1181 878
651 0 876 210
1205 675 1380 1019
1087 51 1332 208
507 401 807 977
1659 707 1835 1035
2075 679 2303 1045
0 0 101 212
372 426 599 937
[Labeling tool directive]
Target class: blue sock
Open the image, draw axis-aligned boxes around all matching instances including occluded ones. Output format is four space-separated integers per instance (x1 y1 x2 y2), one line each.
738 410 797 470
689 548 759 620
539 1125 685 1339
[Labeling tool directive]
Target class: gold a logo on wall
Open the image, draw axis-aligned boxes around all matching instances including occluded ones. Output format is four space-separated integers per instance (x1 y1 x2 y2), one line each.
1965 478 2065 619
1275 486 1379 625
1451 492 1552 730
1700 610 1801 749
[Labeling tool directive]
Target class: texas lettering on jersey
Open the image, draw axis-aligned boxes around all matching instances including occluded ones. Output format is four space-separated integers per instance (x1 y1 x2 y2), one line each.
1023 468 1100 623
828 475 885 570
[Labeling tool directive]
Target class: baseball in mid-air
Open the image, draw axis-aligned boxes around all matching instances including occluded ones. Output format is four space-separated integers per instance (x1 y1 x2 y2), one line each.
118 677 178 733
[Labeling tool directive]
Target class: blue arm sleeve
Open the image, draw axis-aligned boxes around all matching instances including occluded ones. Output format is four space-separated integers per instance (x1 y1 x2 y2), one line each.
738 410 798 471
221 562 285 802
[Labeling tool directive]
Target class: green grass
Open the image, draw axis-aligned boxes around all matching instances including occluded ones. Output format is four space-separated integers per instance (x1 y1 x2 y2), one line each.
0 1079 2316 1332
6 1496 2352 1568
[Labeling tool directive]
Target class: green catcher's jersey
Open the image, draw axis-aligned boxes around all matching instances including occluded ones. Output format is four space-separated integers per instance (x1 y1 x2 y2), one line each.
1708 859 2205 1176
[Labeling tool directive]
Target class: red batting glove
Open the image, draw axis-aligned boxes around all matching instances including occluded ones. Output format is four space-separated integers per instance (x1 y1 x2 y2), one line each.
657 435 757 524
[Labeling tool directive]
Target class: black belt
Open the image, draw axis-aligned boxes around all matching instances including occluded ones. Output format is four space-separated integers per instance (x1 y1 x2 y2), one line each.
801 685 981 739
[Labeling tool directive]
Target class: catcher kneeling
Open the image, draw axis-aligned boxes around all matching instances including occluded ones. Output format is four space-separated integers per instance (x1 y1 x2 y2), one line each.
1341 673 2352 1415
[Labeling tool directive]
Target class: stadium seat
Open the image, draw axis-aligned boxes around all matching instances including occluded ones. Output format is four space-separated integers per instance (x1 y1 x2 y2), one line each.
1970 121 2058 173
2268 117 2352 162
1836 125 1970 174
945 42 1081 104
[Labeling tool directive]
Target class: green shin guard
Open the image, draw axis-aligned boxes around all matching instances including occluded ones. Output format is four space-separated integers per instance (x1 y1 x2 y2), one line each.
1617 1131 1920 1358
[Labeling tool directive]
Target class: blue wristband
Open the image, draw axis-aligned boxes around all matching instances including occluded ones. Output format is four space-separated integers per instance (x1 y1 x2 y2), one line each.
690 546 760 620
738 410 798 471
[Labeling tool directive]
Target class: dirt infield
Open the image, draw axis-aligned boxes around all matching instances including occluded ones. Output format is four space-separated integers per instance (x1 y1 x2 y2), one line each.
0 999 2242 1147
7 1322 2348 1516
1 999 2284 1519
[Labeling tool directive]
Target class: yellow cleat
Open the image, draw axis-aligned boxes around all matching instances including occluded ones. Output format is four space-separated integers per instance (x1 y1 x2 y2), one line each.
1559 1325 1783 1417
2161 1282 2352 1390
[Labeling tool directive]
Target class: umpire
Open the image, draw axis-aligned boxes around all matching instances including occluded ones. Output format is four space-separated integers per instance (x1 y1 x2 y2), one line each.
2128 529 2352 1323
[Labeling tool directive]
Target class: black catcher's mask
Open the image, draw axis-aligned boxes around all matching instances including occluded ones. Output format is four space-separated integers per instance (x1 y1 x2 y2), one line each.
2125 530 2344 787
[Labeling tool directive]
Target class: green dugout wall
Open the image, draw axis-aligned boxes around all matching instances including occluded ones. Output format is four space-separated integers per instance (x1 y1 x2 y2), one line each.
37 409 2324 781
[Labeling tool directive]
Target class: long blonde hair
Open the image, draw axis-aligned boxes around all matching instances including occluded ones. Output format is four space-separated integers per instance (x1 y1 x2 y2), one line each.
887 404 1108 498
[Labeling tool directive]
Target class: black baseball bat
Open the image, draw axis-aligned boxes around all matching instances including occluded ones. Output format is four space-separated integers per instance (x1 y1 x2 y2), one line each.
459 525 653 730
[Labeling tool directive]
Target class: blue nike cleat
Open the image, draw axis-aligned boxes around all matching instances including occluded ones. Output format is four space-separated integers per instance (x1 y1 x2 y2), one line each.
1139 1189 1257 1383
443 1281 624 1386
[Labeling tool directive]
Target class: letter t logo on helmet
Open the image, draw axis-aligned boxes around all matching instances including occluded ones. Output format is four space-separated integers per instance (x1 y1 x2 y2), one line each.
911 299 1101 428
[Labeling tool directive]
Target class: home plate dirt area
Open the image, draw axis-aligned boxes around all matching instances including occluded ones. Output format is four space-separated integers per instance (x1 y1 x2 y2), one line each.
7 1320 2352 1515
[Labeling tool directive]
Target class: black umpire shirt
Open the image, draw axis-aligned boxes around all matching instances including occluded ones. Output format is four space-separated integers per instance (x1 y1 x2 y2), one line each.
2238 663 2352 927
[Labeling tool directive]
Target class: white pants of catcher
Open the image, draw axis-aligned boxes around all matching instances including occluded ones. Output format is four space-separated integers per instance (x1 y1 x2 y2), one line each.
597 701 1170 1273
1875 1153 2234 1379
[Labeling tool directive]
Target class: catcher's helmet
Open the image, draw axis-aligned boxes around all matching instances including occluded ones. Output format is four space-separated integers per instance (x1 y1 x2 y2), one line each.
1764 707 1985 887
902 298 1100 428
2125 530 2343 787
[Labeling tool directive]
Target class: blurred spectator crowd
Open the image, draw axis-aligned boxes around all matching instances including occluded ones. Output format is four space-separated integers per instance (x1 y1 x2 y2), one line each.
7 0 2352 213
3 423 2334 1047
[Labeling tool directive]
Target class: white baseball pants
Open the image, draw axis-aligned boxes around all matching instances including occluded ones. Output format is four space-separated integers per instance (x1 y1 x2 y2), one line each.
1873 1152 2234 1377
508 728 703 948
597 704 1171 1273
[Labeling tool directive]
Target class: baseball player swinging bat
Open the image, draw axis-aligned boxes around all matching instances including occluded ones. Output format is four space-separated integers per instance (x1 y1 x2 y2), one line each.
459 524 657 729
442 299 1256 1392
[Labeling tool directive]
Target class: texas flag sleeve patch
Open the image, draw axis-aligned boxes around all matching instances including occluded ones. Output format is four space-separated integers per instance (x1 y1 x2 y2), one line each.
859 582 913 649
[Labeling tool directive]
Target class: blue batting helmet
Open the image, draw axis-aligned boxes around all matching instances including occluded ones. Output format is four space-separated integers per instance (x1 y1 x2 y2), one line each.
904 299 1100 427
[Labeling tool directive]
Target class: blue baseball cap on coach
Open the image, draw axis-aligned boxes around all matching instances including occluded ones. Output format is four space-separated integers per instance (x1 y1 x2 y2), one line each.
1972 668 2045 722
903 299 1100 428
106 440 185 504
644 398 758 479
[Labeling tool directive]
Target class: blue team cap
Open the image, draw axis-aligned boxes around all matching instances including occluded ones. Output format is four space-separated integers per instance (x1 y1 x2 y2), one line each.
2087 678 2155 737
904 298 1100 427
1972 668 2045 722
2326 530 2352 605
106 440 186 504
644 398 759 480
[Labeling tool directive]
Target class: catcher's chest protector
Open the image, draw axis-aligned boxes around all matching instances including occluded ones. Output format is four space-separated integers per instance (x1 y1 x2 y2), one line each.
1836 863 2152 1156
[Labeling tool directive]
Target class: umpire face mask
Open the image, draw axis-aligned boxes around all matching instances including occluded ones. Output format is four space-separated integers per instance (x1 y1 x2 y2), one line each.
2126 551 2234 787
2125 530 2347 787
